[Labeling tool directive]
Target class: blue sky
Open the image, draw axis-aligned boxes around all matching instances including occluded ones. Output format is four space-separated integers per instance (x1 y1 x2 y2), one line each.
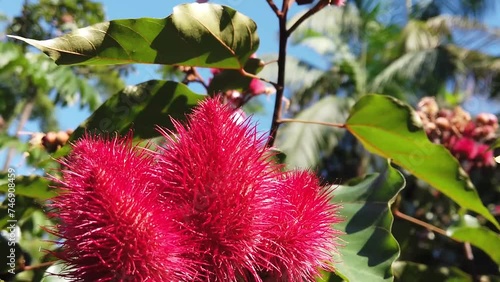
1 0 500 173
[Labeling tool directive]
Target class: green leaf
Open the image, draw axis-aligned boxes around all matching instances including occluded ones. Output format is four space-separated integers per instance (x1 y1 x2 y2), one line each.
278 96 350 169
447 226 500 265
71 80 204 141
0 174 54 200
392 261 472 282
321 164 405 282
345 94 499 229
9 3 259 69
50 80 204 159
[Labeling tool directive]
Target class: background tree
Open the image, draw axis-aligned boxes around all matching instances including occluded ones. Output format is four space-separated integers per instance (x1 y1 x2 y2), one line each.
260 0 500 279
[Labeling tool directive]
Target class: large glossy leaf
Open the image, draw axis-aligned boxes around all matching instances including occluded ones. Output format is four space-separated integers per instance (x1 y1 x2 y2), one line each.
447 226 500 265
345 94 499 229
50 80 203 159
71 80 204 140
9 3 259 69
320 164 405 282
277 96 351 169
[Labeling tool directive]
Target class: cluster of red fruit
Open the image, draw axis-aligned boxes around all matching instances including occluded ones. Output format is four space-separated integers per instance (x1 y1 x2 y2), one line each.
48 98 341 281
417 97 497 171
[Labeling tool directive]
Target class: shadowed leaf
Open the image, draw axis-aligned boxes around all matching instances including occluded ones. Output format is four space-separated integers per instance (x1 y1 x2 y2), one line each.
9 3 259 69
320 164 405 281
70 80 204 141
51 80 204 159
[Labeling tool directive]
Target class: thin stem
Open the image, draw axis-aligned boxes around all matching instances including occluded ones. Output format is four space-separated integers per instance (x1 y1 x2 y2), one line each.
278 118 346 128
266 9 289 147
21 261 55 272
286 0 329 37
266 0 281 16
394 210 456 240
464 242 474 260
8 261 56 276
181 67 208 92
282 0 293 17
240 69 281 90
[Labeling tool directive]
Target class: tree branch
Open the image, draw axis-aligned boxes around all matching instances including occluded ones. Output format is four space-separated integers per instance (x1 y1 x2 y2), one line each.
394 210 459 241
266 0 281 16
286 0 329 37
266 10 289 147
265 0 330 147
240 69 282 90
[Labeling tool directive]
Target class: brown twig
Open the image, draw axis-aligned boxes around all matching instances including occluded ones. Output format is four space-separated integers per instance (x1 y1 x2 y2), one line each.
464 242 474 260
21 261 55 272
282 0 293 17
3 260 56 276
394 210 458 240
278 118 346 128
240 69 281 90
266 0 281 16
286 0 329 37
181 66 208 92
266 1 291 147
266 0 332 147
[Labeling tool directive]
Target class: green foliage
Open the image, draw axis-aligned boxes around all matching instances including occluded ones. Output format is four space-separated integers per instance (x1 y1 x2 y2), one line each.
10 4 259 69
51 80 204 159
320 164 405 281
70 80 204 140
